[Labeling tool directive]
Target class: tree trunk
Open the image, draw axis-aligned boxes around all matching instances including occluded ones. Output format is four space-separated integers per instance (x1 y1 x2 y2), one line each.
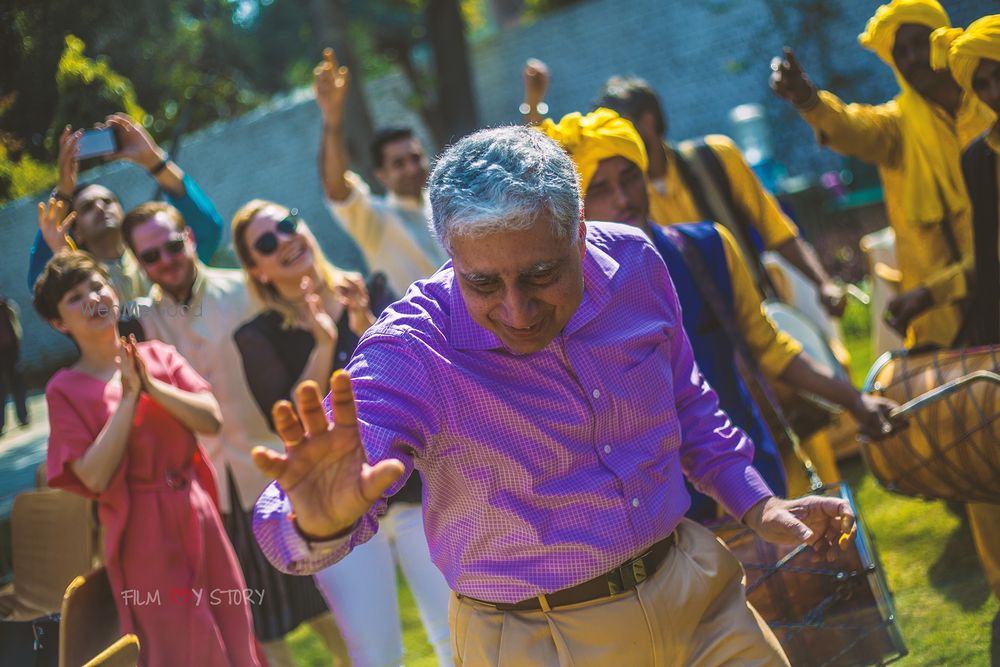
425 0 478 145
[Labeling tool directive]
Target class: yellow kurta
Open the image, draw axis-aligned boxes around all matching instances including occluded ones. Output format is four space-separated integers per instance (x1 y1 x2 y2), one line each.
716 223 841 493
799 90 992 347
715 223 802 377
647 135 798 250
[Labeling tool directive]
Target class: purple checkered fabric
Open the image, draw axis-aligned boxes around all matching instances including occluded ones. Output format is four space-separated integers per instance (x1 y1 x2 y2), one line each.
253 221 772 603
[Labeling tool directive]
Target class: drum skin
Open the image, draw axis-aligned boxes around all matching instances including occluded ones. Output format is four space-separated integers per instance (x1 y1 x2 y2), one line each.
862 346 1000 504
711 484 906 667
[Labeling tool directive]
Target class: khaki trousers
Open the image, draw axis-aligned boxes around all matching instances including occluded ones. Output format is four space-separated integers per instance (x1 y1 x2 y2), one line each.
968 502 1000 599
449 520 789 666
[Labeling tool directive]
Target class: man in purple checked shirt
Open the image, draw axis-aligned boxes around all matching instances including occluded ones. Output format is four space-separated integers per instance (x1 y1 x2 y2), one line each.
251 125 856 666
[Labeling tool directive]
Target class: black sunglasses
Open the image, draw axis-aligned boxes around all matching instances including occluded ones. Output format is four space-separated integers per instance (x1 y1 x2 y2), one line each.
138 235 187 265
252 210 301 256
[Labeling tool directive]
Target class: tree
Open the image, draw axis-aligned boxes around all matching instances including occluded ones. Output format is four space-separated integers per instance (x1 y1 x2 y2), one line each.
48 35 147 149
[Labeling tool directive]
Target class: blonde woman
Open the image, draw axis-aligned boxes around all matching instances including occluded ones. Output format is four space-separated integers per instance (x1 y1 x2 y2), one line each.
232 200 452 667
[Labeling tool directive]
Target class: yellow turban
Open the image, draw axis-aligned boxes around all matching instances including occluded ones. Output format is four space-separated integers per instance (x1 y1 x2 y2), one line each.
930 15 1000 97
537 108 648 196
859 0 950 65
855 0 995 227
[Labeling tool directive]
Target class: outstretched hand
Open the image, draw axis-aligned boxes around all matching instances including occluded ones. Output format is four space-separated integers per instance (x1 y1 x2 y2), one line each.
252 370 405 540
744 494 856 561
769 47 817 108
37 198 77 253
314 47 350 126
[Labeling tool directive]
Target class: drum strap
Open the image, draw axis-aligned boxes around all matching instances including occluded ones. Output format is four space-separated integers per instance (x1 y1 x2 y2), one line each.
675 141 779 300
663 226 824 491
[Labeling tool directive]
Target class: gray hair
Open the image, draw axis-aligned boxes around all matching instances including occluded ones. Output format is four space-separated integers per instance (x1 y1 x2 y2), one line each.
427 125 581 250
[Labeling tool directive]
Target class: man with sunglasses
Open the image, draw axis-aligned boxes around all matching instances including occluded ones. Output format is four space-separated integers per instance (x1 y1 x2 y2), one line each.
119 201 349 665
27 113 224 302
315 48 448 297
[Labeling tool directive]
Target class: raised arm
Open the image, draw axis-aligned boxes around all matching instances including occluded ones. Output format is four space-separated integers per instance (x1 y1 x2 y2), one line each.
66 341 142 494
521 58 550 126
315 48 353 202
104 113 223 261
128 336 222 435
29 129 81 289
771 47 901 167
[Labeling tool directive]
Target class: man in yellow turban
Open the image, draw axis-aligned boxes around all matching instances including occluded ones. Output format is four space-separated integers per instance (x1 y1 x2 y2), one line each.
538 108 897 495
770 0 994 349
935 15 1000 661
590 77 848 321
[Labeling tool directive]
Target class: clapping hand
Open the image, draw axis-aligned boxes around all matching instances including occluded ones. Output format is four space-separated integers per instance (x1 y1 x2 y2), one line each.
337 273 374 337
302 276 339 348
119 336 144 399
252 371 405 539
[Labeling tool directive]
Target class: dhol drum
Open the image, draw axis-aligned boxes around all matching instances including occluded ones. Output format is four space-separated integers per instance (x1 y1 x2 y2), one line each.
862 345 1000 504
712 483 906 667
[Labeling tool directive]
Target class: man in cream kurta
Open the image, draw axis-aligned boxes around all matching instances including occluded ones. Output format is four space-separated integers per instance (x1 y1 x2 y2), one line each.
325 171 447 298
314 48 447 298
133 264 276 513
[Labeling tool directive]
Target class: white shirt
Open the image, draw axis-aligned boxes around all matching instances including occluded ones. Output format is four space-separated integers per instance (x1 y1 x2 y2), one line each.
133 265 282 512
325 171 448 296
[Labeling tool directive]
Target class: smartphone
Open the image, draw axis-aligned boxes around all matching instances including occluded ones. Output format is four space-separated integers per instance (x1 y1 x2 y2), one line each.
77 127 118 160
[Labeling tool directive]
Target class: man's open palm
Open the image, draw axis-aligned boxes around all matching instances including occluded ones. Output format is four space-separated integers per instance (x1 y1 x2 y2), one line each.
252 370 404 539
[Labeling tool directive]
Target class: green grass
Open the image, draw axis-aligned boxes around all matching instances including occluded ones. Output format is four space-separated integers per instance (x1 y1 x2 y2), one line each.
285 569 438 666
840 286 997 665
287 287 997 665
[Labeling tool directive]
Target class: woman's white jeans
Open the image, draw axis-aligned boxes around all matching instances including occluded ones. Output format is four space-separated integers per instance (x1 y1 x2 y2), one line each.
312 501 453 667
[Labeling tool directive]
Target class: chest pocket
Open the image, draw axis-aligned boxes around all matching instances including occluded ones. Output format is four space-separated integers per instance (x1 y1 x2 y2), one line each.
613 340 678 449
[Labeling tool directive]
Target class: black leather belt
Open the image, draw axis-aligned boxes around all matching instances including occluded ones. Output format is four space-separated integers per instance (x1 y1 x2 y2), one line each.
461 532 675 612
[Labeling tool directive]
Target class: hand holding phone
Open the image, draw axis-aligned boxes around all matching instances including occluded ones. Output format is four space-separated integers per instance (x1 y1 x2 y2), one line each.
77 127 119 160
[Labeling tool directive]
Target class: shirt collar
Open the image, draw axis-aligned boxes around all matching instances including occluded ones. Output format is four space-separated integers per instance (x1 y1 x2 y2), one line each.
149 261 206 308
386 189 429 212
447 232 620 352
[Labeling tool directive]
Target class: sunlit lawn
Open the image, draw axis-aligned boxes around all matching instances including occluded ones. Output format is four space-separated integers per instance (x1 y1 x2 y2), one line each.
287 292 997 666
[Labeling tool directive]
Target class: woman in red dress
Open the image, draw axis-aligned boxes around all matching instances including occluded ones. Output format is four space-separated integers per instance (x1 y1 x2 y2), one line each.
34 250 260 667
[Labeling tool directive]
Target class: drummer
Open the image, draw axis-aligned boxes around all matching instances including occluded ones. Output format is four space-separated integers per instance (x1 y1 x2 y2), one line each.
934 14 1000 656
537 108 899 521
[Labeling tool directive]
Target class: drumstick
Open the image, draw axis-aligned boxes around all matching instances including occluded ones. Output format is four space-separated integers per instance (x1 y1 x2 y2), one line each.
888 370 1000 419
845 284 870 305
